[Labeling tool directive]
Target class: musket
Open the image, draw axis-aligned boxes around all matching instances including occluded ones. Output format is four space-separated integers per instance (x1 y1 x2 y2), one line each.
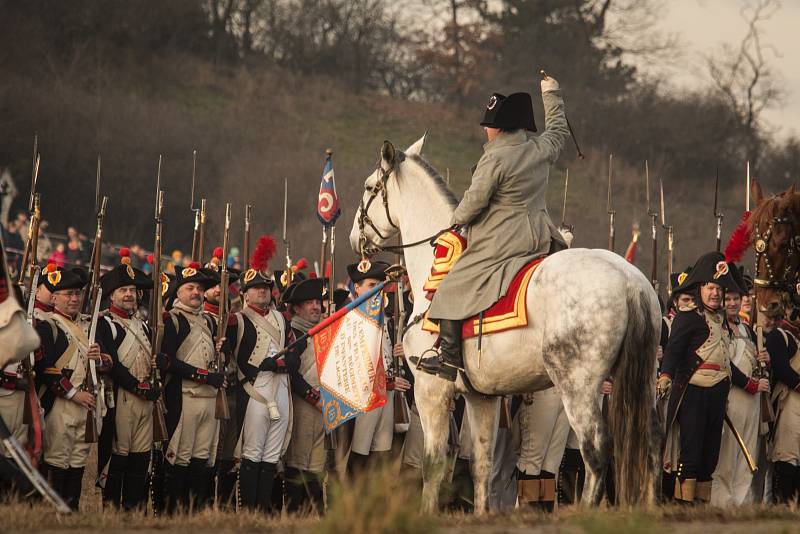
539 70 585 159
83 195 108 443
85 286 103 443
281 178 292 286
755 326 775 424
645 161 658 290
17 152 41 289
660 178 674 295
243 204 252 268
391 257 410 427
150 169 168 442
214 203 231 420
714 167 723 253
607 154 616 252
198 198 207 265
79 158 104 315
21 267 42 464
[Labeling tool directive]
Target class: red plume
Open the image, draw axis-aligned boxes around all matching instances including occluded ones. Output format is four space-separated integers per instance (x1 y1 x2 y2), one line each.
188 261 201 269
308 272 318 279
45 262 58 273
146 254 154 265
250 235 277 271
120 247 131 258
213 247 224 259
724 211 752 264
294 257 308 271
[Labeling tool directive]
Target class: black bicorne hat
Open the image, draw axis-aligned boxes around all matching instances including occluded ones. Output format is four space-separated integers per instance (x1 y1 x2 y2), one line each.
480 92 536 132
333 288 350 311
346 260 390 284
241 269 274 292
679 252 741 293
284 278 324 305
100 248 153 297
42 264 87 292
169 263 217 294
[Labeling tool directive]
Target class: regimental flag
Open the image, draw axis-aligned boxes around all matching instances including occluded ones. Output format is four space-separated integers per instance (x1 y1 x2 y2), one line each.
312 282 387 432
317 152 341 228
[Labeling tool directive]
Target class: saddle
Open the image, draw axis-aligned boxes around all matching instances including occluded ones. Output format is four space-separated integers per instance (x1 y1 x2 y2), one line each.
422 231 544 339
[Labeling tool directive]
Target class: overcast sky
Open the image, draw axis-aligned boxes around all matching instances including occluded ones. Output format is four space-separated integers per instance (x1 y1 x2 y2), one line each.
643 0 799 140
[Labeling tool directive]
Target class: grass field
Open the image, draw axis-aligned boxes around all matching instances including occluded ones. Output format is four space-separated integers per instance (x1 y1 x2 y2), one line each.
3 457 799 533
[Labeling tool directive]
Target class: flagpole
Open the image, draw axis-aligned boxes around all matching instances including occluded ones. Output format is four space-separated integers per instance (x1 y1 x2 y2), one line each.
329 225 336 313
273 282 385 359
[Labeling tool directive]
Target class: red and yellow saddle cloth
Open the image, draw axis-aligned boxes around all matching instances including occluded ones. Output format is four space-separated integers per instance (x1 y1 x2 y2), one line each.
422 231 544 339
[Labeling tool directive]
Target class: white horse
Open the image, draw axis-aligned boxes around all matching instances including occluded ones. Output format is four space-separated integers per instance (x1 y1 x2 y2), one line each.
349 135 662 513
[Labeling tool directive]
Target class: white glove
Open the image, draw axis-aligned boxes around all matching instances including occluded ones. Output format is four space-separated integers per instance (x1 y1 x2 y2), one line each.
541 77 560 94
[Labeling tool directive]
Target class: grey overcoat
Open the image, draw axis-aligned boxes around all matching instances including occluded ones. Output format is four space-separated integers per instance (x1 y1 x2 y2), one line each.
428 90 570 320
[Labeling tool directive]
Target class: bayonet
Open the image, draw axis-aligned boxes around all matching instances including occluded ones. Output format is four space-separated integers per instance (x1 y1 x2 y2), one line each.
746 161 751 212
607 154 616 252
646 161 659 289
243 204 252 268
198 198 207 263
660 178 674 295
30 133 38 197
714 167 723 252
94 154 101 214
282 177 292 285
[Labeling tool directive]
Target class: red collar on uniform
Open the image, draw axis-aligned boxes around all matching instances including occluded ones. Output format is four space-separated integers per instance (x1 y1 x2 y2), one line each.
34 300 53 313
248 304 268 316
109 305 133 319
204 301 220 315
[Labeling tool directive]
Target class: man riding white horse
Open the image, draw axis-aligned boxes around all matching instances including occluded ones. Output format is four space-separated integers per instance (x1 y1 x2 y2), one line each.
419 76 569 381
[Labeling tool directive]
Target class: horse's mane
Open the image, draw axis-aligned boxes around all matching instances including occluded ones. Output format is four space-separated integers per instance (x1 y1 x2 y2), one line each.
405 153 458 209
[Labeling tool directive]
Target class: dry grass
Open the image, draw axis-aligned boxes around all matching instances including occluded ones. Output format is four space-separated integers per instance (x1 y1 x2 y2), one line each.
1 499 799 533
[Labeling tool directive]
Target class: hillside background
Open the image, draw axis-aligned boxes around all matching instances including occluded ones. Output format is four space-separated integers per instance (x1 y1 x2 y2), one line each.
1 0 798 295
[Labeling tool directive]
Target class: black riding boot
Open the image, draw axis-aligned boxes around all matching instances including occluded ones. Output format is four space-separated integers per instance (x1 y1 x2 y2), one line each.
257 462 278 513
64 467 85 511
187 457 213 510
43 463 68 505
165 463 189 514
238 458 261 510
122 452 150 511
774 461 798 504
103 454 127 508
418 319 462 381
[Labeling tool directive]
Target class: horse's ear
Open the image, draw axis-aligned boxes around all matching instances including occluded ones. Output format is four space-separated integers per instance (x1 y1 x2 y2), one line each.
751 179 764 207
381 141 396 165
406 133 427 156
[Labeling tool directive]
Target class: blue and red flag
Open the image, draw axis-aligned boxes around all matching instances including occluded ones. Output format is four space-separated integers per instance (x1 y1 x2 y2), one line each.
311 282 387 432
317 152 341 228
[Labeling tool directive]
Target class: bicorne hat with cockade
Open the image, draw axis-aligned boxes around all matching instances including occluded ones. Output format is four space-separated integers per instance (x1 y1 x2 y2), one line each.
480 92 536 132
678 251 741 293
275 258 308 294
241 236 277 292
40 263 88 293
169 262 217 295
100 248 153 297
346 260 390 284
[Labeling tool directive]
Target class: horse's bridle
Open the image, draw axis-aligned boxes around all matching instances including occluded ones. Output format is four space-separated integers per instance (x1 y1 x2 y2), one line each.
752 214 800 303
356 149 458 260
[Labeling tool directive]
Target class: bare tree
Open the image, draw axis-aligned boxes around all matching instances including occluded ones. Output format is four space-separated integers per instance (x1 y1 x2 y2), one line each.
707 0 783 170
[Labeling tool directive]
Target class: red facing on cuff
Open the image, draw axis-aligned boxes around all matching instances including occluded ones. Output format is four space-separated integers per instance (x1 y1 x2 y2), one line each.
744 378 759 395
304 388 320 406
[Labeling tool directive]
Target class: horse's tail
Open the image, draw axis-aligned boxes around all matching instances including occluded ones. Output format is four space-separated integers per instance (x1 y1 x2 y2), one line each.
608 282 658 506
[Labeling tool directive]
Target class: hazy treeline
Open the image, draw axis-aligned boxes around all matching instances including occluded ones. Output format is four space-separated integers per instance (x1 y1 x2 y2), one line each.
0 0 798 280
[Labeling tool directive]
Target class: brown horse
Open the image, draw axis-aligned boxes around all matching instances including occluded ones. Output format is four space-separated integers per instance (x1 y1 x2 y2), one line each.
749 181 800 316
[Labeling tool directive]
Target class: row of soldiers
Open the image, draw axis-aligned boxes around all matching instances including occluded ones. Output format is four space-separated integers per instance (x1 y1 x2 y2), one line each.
0 238 424 513
2 236 799 513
